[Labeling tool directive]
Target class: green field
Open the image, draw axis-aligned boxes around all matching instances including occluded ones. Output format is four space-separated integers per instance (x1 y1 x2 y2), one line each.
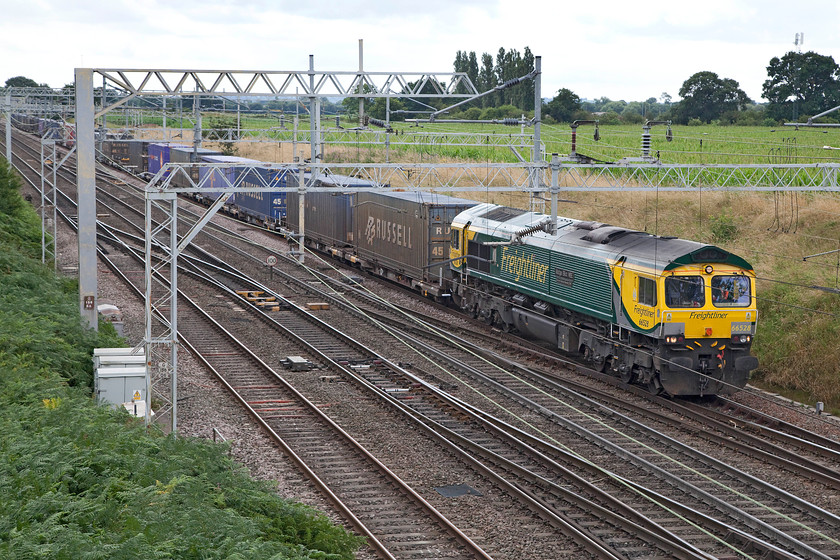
107 109 840 165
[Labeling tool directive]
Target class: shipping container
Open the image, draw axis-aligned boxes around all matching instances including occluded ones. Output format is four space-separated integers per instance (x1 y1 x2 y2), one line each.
286 189 356 249
285 173 380 247
147 143 189 178
169 146 223 188
234 165 296 228
198 155 262 203
39 119 62 140
352 191 475 289
102 139 147 173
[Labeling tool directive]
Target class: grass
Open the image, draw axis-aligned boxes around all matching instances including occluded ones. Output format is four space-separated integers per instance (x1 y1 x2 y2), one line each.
0 160 365 559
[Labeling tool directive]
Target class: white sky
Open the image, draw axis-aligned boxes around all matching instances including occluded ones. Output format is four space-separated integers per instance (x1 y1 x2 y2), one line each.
2 0 838 103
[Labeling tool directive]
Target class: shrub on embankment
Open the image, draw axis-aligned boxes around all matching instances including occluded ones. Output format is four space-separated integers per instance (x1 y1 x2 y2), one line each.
0 160 364 559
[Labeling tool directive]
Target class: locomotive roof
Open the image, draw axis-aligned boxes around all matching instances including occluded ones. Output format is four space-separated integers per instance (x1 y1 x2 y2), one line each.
457 203 753 273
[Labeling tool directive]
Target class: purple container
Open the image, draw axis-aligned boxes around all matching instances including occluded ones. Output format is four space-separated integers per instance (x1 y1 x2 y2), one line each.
199 155 261 203
147 143 189 177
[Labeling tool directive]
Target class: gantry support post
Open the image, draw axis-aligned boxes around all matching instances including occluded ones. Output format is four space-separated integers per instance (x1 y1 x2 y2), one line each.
75 68 98 330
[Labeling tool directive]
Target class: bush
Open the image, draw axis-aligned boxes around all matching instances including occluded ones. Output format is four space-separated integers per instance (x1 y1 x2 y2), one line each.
481 104 522 120
462 107 482 120
599 111 621 125
708 212 737 242
0 159 364 559
687 118 704 126
621 112 645 124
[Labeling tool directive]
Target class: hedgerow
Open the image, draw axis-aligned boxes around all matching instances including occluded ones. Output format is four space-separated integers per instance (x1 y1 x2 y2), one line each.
0 159 364 559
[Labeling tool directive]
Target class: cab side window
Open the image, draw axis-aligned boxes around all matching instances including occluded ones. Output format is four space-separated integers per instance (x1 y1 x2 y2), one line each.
638 276 656 306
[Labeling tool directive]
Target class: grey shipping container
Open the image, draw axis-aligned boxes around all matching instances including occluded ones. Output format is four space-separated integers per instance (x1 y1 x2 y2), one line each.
286 188 355 248
352 191 475 285
169 146 223 188
102 139 147 173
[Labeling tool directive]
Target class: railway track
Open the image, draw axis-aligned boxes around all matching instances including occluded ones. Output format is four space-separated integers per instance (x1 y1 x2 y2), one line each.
1 131 595 558
6 126 840 559
167 231 840 558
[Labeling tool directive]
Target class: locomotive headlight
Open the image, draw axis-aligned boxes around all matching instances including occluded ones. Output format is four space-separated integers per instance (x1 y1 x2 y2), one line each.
704 265 714 274
665 335 684 344
731 334 751 343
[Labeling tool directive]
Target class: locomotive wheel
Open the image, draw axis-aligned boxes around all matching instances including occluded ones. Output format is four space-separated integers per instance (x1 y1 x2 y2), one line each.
484 310 496 326
620 365 636 384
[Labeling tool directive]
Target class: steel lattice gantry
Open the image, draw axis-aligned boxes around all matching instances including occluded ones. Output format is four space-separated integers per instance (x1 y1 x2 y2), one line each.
74 61 524 431
56 60 840 432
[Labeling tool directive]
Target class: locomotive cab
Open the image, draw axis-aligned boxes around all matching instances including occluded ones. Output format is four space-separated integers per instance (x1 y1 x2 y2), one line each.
657 265 757 395
448 203 759 397
615 257 758 395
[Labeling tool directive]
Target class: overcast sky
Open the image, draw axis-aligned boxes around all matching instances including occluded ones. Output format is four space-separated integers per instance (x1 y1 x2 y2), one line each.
2 0 839 103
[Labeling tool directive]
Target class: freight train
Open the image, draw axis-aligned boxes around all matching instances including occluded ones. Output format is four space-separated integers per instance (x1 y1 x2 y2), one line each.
10 114 75 147
285 189 758 396
11 119 758 395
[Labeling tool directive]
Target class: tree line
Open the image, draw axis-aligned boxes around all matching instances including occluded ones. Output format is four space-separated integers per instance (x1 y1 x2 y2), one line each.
6 48 840 126
486 48 840 126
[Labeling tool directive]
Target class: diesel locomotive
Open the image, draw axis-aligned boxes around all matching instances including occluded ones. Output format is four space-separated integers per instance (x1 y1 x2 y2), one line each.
448 203 758 396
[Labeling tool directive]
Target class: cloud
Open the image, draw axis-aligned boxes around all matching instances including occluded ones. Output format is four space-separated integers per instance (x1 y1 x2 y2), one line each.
2 0 839 103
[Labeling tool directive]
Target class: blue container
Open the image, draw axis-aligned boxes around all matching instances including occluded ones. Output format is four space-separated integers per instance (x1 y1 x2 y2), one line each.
234 165 295 228
199 155 261 203
39 119 62 140
147 143 189 177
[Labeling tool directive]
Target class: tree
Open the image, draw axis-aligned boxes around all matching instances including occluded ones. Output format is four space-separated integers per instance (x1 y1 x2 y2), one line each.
341 84 376 117
673 71 751 124
622 102 646 120
203 117 238 156
4 76 40 88
519 47 536 111
367 97 405 121
762 51 840 121
543 88 581 123
467 52 479 88
453 46 536 112
601 100 627 114
478 53 495 108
